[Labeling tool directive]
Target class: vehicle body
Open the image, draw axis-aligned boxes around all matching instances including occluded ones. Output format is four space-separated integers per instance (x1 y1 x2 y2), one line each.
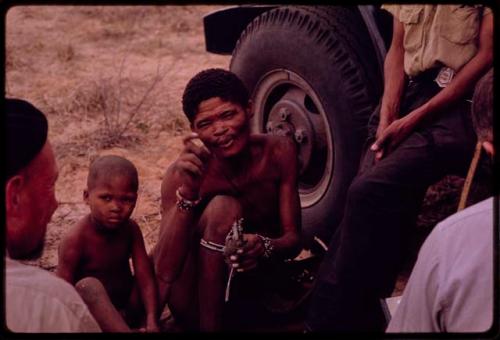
203 5 393 249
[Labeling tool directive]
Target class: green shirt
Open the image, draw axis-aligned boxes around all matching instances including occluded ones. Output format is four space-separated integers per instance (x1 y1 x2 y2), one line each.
382 5 491 77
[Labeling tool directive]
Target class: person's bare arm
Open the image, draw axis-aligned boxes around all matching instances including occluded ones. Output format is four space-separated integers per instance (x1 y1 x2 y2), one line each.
153 133 211 306
129 221 159 332
377 17 406 141
56 223 84 284
232 138 301 271
372 13 494 159
269 137 302 258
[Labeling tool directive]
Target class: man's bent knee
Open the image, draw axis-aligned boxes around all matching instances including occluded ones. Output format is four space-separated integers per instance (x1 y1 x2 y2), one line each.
200 195 242 242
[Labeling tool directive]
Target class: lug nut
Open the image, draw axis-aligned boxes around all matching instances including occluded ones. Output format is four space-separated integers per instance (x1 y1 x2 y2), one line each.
294 129 307 143
266 121 274 133
279 108 290 121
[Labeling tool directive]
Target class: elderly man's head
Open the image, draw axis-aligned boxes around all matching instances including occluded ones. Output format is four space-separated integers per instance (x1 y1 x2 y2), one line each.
471 69 494 156
5 98 58 260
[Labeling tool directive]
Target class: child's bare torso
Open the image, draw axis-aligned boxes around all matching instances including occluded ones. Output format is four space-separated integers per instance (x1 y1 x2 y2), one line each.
76 216 135 307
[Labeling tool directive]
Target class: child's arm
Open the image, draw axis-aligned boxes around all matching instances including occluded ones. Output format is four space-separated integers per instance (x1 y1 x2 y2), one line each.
56 227 83 284
130 221 159 332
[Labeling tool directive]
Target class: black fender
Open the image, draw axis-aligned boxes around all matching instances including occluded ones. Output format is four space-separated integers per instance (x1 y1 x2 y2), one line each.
203 6 277 55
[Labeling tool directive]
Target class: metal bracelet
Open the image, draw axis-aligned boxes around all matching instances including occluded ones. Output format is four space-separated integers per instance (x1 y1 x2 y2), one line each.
175 188 201 212
257 234 274 259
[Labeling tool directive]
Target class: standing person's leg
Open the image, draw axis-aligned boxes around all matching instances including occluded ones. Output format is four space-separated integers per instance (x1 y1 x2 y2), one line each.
306 132 438 331
306 82 476 332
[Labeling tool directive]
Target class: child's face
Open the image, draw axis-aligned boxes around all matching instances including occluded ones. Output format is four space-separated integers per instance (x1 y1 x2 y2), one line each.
84 175 137 230
191 97 251 158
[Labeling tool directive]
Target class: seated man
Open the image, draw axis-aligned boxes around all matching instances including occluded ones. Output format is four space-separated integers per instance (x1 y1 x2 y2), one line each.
151 68 302 331
5 98 100 332
387 69 494 333
57 155 159 332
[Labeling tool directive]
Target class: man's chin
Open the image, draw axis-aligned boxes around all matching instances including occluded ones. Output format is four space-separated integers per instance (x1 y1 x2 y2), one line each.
215 142 246 159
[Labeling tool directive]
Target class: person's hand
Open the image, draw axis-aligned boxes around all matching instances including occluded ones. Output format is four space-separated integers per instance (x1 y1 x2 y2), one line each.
375 118 392 141
173 133 211 199
375 106 398 140
226 234 265 272
371 116 415 161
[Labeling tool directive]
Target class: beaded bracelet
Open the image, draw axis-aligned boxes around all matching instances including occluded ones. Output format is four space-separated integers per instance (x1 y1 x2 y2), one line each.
257 234 274 259
175 188 202 212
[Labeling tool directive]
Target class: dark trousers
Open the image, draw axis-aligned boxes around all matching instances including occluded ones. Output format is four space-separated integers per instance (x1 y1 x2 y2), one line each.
305 78 476 332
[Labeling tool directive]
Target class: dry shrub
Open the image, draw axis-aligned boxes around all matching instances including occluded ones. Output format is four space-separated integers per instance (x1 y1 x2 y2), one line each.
58 51 171 148
64 78 113 118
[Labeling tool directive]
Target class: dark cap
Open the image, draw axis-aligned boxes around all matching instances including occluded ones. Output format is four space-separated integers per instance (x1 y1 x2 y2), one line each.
5 98 48 182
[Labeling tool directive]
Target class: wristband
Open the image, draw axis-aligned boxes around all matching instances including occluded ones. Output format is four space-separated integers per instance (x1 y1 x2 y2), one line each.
257 234 274 259
175 188 201 212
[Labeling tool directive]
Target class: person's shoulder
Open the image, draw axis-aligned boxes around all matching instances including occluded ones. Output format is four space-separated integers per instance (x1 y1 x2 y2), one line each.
6 259 81 300
435 197 494 233
64 215 94 241
252 134 296 153
6 261 99 332
426 197 495 250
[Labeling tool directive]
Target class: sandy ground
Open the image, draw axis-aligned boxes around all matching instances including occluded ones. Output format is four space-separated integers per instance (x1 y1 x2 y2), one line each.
6 5 230 270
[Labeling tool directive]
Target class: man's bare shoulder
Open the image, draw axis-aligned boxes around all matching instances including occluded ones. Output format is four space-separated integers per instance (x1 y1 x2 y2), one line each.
251 134 297 162
251 133 294 149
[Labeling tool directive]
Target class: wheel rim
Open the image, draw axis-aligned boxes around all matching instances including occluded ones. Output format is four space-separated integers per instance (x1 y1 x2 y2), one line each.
251 69 334 208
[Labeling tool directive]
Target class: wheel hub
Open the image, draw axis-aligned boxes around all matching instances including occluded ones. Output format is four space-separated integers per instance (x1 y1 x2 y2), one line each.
250 69 334 208
266 89 315 174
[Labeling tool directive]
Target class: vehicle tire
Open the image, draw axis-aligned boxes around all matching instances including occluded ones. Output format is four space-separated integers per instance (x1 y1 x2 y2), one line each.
230 6 383 249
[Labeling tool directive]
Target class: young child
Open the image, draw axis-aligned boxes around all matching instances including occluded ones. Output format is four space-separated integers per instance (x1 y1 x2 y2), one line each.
57 155 159 332
151 68 302 331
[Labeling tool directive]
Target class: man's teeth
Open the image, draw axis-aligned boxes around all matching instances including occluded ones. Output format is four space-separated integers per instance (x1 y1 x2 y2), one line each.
220 139 233 148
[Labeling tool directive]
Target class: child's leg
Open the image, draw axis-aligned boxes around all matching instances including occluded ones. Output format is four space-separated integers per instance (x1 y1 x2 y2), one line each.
75 277 131 332
121 282 144 329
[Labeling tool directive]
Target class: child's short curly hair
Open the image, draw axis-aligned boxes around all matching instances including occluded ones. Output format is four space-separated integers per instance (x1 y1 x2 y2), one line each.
87 155 138 192
182 68 249 122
